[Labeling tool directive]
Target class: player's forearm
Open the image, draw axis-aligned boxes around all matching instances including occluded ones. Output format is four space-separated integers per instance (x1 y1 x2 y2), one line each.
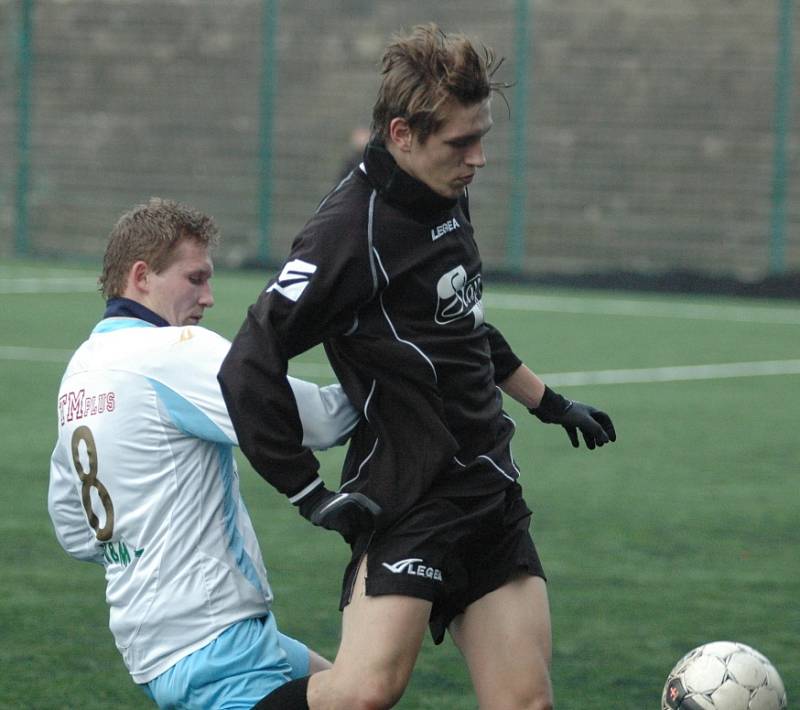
218 313 322 498
485 323 523 383
288 378 359 450
497 364 546 409
48 491 105 564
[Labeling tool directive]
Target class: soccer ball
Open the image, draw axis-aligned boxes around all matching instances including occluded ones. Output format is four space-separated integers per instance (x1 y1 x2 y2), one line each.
662 641 787 709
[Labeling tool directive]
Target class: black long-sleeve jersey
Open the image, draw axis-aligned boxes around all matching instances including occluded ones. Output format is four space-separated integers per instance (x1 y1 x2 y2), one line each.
219 141 524 525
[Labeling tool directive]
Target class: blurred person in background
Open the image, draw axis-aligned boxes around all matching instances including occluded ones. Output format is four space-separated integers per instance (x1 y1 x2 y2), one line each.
221 24 616 710
48 197 359 709
336 125 371 182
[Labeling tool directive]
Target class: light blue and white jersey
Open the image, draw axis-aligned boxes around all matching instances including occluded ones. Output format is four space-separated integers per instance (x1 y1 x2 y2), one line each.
48 317 357 684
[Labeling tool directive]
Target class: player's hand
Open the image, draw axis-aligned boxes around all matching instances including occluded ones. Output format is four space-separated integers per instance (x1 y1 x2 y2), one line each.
529 386 616 450
297 486 382 543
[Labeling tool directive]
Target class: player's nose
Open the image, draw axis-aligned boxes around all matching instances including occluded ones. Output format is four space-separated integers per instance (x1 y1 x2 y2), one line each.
199 285 214 308
466 140 487 169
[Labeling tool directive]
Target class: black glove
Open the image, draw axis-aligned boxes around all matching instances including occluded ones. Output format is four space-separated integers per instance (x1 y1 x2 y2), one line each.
529 386 617 450
296 485 382 543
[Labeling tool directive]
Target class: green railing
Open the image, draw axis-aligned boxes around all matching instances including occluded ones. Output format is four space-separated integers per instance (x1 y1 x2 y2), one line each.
8 1 797 278
769 0 795 275
14 0 33 257
507 0 530 273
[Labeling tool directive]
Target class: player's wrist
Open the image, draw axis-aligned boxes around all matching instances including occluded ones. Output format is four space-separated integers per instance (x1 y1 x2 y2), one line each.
529 386 572 423
292 482 332 521
293 485 382 544
289 477 325 504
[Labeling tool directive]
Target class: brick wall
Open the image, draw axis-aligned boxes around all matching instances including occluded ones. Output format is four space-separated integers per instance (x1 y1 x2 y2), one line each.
1 0 798 279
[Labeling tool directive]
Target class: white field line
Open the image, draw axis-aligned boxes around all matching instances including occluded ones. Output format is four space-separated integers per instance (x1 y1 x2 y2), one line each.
6 346 798 386
484 293 800 325
287 360 800 386
0 345 76 362
0 277 98 294
2 275 800 324
0 267 89 277
538 359 800 386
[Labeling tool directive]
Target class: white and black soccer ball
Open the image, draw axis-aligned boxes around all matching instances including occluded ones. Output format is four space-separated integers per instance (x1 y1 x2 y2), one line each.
662 641 787 710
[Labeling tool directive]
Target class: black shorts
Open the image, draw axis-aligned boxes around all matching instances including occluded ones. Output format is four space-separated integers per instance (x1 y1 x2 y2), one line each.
339 482 546 644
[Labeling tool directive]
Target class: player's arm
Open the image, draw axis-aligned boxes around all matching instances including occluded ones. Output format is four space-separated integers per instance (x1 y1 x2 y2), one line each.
287 378 359 450
48 444 105 564
498 363 617 450
486 322 616 450
485 322 523 383
496 361 546 408
145 328 358 451
218 218 380 539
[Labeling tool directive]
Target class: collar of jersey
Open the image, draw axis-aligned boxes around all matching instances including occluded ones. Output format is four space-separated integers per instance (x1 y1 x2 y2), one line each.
93 297 169 333
363 139 459 220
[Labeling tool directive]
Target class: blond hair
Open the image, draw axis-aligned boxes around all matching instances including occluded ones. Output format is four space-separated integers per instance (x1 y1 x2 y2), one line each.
99 197 219 299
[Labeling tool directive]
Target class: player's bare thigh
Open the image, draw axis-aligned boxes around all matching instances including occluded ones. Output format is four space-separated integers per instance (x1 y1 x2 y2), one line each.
307 555 432 710
449 574 553 710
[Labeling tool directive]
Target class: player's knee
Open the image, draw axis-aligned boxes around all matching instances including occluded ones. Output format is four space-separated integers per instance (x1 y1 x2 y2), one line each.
354 676 407 710
521 688 554 710
490 682 553 710
311 662 410 709
334 670 408 710
496 695 553 710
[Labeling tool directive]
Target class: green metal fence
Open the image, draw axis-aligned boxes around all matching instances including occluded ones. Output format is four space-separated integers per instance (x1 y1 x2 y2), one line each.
770 0 795 274
3 0 797 281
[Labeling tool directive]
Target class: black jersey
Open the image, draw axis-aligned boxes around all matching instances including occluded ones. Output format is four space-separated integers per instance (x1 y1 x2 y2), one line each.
220 141 523 525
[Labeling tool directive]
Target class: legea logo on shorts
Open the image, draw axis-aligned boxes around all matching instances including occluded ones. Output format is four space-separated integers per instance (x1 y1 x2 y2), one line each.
382 557 443 582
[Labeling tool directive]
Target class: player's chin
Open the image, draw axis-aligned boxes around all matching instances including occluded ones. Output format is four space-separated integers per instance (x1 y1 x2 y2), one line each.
451 178 474 196
440 183 467 199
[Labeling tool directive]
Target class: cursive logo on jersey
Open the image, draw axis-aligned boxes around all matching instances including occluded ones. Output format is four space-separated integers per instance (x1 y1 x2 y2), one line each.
382 558 444 582
431 216 461 241
435 265 484 328
267 259 317 302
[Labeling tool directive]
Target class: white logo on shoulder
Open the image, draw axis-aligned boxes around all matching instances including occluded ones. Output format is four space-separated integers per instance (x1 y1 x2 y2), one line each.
431 216 460 241
435 265 484 328
382 558 443 582
267 259 317 302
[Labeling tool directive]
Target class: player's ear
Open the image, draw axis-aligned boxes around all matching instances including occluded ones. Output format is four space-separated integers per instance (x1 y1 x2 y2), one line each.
128 260 151 294
388 117 413 152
